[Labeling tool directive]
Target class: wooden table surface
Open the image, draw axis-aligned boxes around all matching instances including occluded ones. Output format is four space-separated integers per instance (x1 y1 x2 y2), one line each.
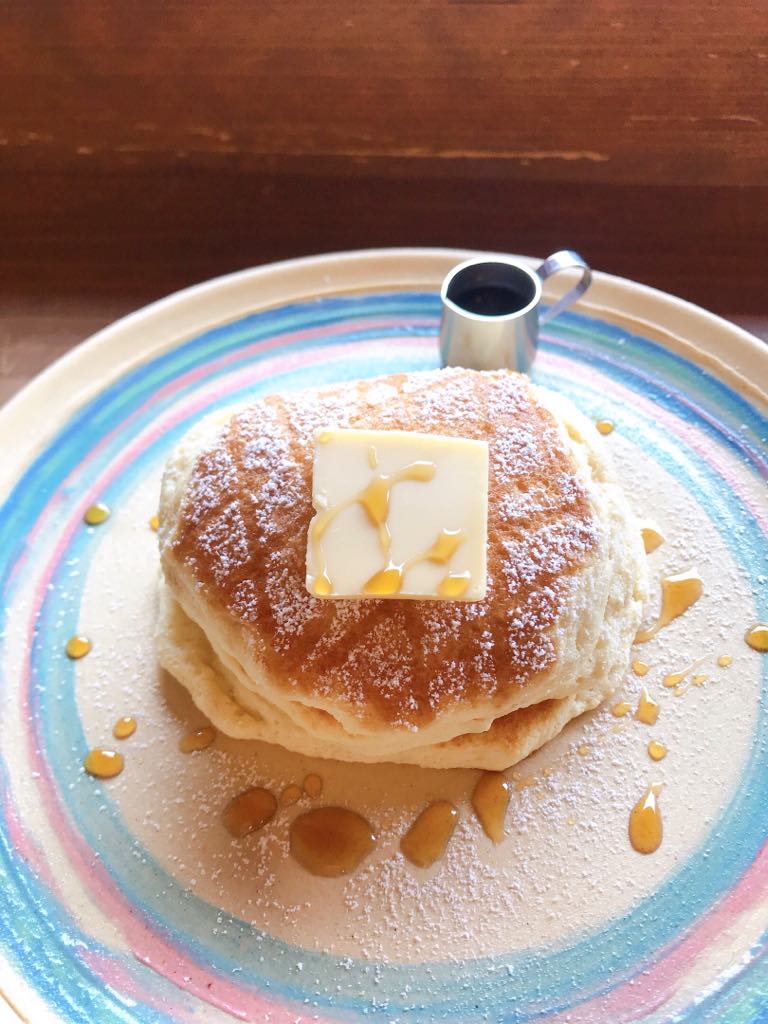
2 2 766 406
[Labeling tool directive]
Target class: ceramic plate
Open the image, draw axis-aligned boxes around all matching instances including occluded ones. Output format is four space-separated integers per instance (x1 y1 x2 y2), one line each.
1 249 766 1024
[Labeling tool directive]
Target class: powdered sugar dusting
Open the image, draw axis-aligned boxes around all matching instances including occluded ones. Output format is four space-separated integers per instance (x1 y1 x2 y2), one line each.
167 369 601 729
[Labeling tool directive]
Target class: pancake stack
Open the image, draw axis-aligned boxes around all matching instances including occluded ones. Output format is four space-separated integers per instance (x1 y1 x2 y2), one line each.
156 368 646 769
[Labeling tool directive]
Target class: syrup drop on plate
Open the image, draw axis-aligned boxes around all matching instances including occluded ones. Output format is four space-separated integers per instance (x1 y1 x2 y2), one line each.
400 801 458 868
83 503 110 526
290 807 376 877
222 787 277 838
84 749 124 779
113 716 136 739
629 783 663 854
640 524 665 554
745 624 768 653
303 773 323 798
635 687 660 725
471 772 510 843
179 726 216 753
65 635 91 660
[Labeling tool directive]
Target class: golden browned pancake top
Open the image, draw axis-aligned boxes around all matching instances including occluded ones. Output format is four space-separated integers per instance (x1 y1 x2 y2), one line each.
169 369 599 730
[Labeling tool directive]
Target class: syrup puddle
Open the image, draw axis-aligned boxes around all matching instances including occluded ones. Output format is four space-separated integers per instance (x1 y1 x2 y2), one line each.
401 801 458 868
290 807 376 877
471 772 510 843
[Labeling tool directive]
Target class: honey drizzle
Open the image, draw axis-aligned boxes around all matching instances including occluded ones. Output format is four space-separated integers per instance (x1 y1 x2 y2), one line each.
635 572 703 643
400 801 458 868
149 514 159 532
717 654 732 668
222 787 277 838
663 657 704 689
310 457 436 595
179 726 216 753
310 453 473 598
84 748 124 779
83 502 110 526
436 570 471 599
281 784 303 806
629 783 663 854
112 716 136 739
631 660 650 677
611 701 632 717
635 687 660 725
363 527 466 597
663 656 710 696
290 807 376 877
745 624 768 653
471 773 510 843
65 635 91 660
675 673 709 697
595 420 614 435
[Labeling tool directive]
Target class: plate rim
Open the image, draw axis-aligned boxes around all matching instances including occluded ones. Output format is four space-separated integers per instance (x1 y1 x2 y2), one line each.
1 247 767 1023
1 246 766 505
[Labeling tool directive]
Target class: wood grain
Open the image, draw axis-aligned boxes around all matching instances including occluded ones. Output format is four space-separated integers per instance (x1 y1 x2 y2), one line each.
1 1 766 404
4 2 767 185
4 168 766 310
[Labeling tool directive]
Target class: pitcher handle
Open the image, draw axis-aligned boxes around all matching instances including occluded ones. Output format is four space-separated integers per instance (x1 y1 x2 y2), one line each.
537 250 592 325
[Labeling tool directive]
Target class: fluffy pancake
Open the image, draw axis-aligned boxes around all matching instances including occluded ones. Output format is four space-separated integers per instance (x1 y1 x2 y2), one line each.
155 565 633 769
156 368 646 767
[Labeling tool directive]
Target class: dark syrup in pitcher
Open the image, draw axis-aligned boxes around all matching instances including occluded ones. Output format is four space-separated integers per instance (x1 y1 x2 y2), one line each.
451 283 533 316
